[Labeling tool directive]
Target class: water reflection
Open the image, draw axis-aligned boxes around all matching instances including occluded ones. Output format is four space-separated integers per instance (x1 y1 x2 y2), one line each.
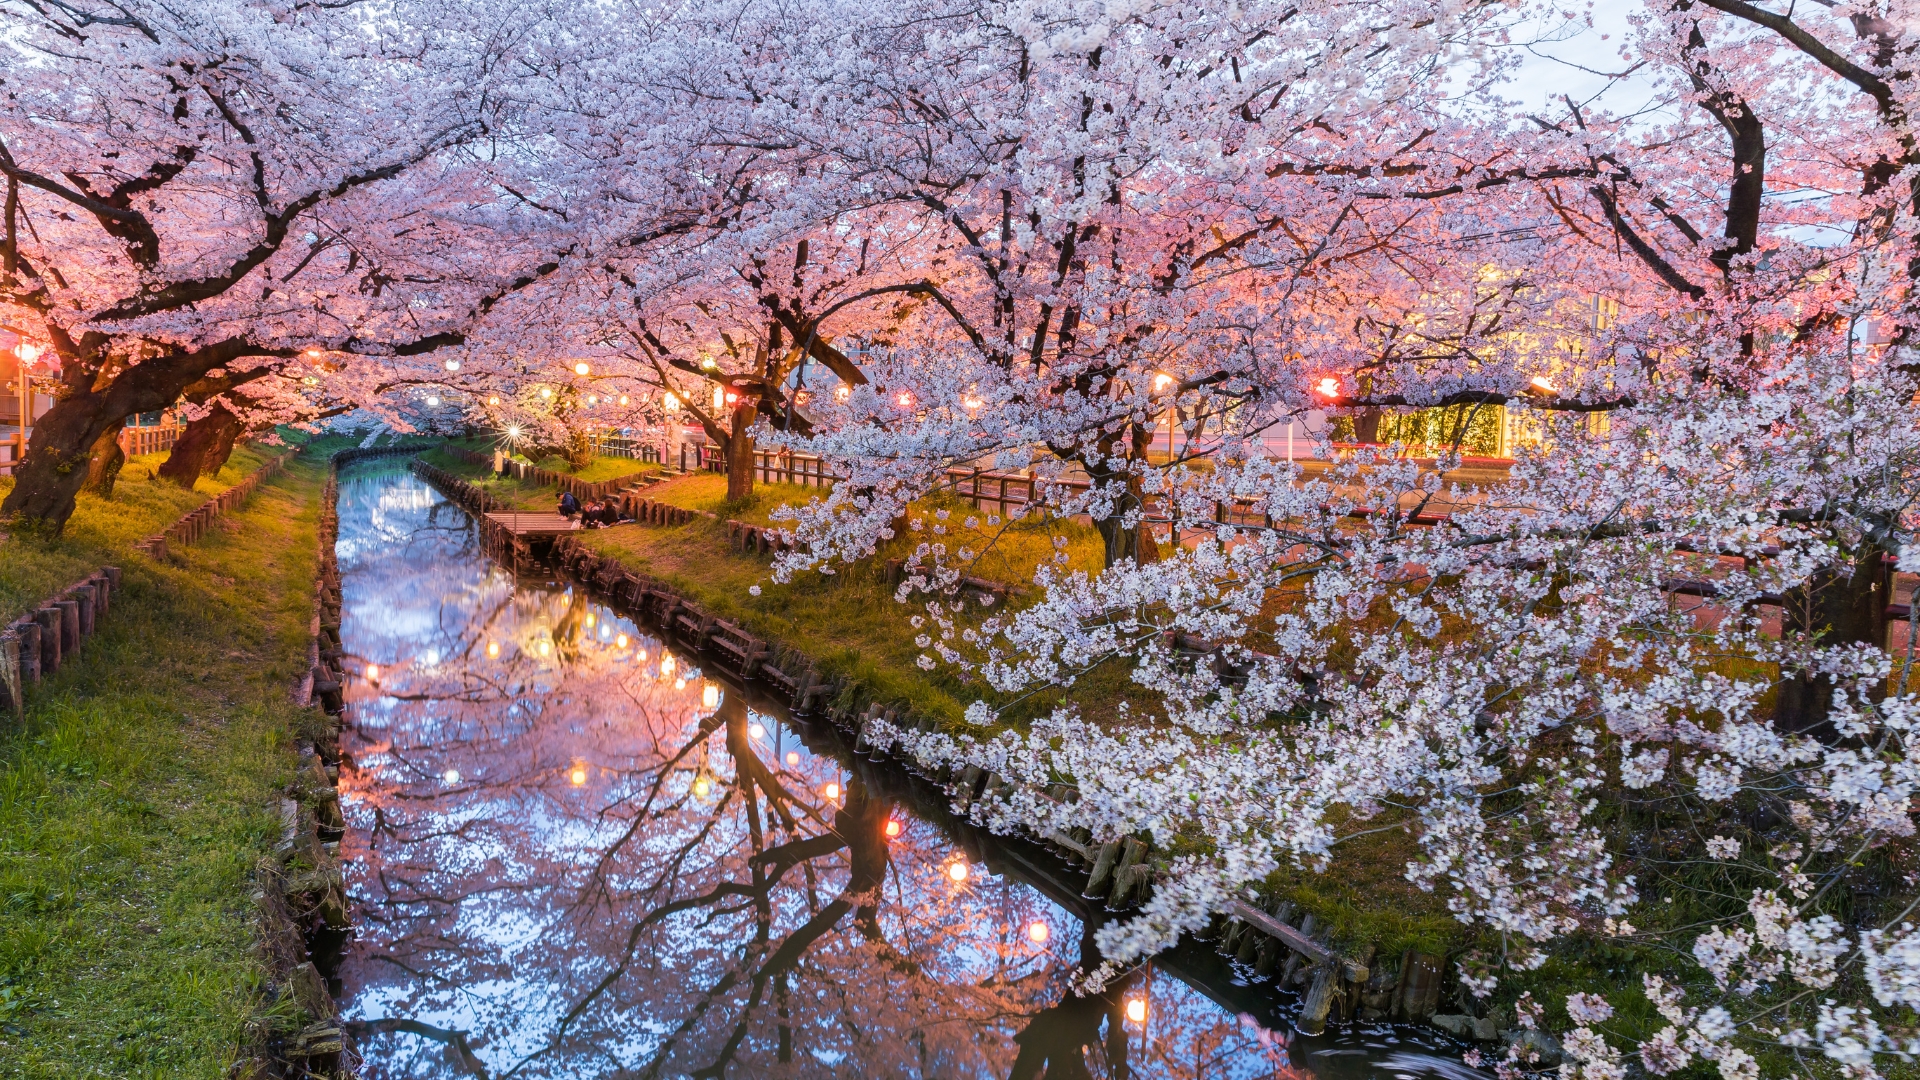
334 463 1477 1080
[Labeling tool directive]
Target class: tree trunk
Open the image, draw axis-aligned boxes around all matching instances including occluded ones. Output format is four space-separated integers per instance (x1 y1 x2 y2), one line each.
565 428 593 471
82 421 127 498
1088 424 1159 569
1775 542 1890 741
724 401 758 502
156 404 241 489
0 392 119 533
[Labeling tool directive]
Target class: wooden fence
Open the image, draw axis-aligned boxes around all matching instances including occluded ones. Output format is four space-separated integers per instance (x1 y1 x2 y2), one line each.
134 448 296 559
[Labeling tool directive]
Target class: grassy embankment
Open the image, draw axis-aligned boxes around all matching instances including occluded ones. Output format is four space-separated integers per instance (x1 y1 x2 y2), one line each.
416 445 1464 957
0 441 329 1077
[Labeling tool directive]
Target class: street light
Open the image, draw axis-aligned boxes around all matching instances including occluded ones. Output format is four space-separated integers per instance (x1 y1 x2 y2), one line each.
574 361 591 376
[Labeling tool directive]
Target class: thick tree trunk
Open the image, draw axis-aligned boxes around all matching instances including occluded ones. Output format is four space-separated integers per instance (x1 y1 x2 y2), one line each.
82 421 127 498
156 404 242 489
565 428 593 471
1089 424 1159 568
1775 543 1890 740
724 401 758 502
0 392 119 533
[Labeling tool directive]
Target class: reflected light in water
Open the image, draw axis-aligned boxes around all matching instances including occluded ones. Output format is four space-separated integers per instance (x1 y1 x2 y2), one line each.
785 751 800 766
702 682 720 709
673 678 686 690
570 765 587 786
692 775 712 797
538 640 552 657
585 612 596 628
659 654 675 677
366 664 380 682
884 819 903 839
442 769 460 785
821 781 840 801
616 633 629 648
487 641 500 658
1028 920 1050 943
748 722 765 739
947 861 970 883
1126 996 1150 1024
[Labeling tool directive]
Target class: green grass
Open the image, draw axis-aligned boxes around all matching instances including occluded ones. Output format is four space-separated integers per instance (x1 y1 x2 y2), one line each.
0 449 323 1077
0 444 286 625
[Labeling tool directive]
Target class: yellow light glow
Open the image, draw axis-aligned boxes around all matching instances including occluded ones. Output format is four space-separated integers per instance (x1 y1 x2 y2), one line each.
700 356 717 370
896 391 912 407
963 396 983 411
587 394 598 404
1153 373 1175 392
540 387 552 399
785 751 800 766
506 425 522 439
366 664 380 682
585 612 596 628
947 861 970 884
674 677 686 690
702 682 720 709
1530 375 1559 394
663 392 680 412
693 775 711 797
570 765 587 786
488 396 500 406
713 386 725 410
1027 920 1050 943
443 768 461 784
660 655 675 676
538 640 552 657
619 395 629 405
885 819 903 839
748 722 765 739
305 348 322 359
616 633 629 648
1125 997 1148 1024
834 386 850 401
486 641 500 658
1315 376 1340 398
635 648 648 661
822 781 840 801
575 362 591 376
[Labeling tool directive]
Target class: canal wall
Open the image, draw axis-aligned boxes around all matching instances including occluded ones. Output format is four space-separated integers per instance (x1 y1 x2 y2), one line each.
405 454 1455 1037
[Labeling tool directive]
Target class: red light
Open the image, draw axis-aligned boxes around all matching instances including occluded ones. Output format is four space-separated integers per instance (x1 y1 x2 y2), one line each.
1315 377 1341 398
884 819 903 838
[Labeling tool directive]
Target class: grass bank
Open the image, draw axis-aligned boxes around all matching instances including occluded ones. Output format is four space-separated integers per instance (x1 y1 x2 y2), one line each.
0 446 325 1077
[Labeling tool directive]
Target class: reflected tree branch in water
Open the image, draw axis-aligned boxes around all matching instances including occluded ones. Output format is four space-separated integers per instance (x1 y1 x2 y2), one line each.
346 1017 492 1079
1008 923 1139 1080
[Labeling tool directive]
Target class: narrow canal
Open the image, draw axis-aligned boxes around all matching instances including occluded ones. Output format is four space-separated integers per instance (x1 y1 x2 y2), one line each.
331 460 1479 1080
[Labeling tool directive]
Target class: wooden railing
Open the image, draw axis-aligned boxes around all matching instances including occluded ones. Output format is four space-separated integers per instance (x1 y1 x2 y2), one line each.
118 424 182 457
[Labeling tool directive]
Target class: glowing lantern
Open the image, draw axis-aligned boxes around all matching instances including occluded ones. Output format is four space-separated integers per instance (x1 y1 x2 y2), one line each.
663 392 680 412
834 386 850 402
570 765 587 786
366 664 380 682
587 394 598 405
426 396 440 406
1530 375 1559 394
1027 921 1050 943
538 640 552 657
700 356 717 370
692 774 712 797
574 361 591 376
615 633 629 648
702 682 720 709
785 751 800 766
445 359 460 371
660 655 675 676
822 781 840 801
748 722 765 739
304 348 322 359
713 386 725 410
884 819 903 839
947 861 970 884
674 678 686 690
442 769 461 785
896 391 912 407
539 387 553 399
619 395 629 406
488 396 500 406
963 396 983 412
584 612 596 628
1153 372 1175 392
1315 376 1341 398
1125 997 1148 1024
636 648 648 661
486 641 500 658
